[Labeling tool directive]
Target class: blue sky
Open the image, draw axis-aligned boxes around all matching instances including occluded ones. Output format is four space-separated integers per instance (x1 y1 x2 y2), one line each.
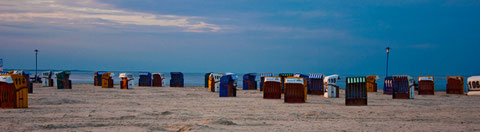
0 0 479 76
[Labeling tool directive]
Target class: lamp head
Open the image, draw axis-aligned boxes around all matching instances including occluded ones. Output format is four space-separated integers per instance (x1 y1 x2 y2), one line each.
386 47 390 53
35 49 38 55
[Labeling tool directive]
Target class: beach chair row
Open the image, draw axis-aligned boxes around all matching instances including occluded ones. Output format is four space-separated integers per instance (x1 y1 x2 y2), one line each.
204 73 480 106
93 72 184 89
0 70 71 108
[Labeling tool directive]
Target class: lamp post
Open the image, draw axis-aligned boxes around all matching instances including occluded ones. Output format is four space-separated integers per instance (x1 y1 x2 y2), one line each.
35 49 38 83
385 47 390 77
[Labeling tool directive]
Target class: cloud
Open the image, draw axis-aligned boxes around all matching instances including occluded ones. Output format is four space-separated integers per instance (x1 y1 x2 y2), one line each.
0 0 220 32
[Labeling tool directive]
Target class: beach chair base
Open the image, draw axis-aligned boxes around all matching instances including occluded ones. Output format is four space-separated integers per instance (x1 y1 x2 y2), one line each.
467 91 480 96
393 93 410 99
345 99 367 106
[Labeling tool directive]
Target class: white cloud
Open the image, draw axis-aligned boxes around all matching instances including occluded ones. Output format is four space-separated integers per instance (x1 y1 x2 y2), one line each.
0 0 220 32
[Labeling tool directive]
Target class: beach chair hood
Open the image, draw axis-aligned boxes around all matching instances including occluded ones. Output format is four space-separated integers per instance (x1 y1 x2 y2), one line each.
0 75 13 83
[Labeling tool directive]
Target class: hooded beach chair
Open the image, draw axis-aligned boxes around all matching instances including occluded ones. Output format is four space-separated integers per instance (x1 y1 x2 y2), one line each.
366 75 380 92
56 71 72 89
152 73 165 87
323 75 339 98
467 76 480 96
418 76 435 95
138 72 152 87
383 77 393 95
308 73 324 95
446 76 464 94
345 76 367 106
41 71 54 87
392 75 415 99
284 77 307 103
15 71 32 93
242 73 257 90
209 73 223 92
263 76 282 99
119 73 134 89
94 71 106 86
0 74 28 108
170 72 184 87
101 72 114 88
219 75 236 97
205 72 212 88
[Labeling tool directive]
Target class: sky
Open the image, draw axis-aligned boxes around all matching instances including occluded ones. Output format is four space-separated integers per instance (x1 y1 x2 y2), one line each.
0 0 479 76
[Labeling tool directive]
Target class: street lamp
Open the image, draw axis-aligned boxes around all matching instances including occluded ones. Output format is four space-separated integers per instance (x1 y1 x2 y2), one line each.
385 47 390 77
35 49 38 83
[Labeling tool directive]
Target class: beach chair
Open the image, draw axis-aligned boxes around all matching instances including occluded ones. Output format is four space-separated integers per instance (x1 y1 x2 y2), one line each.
170 72 184 87
418 76 435 95
467 76 480 95
205 72 212 88
383 77 393 95
208 73 220 92
0 74 28 108
15 71 32 93
392 75 414 99
138 72 152 87
41 71 54 87
242 73 257 90
101 72 114 88
220 75 236 97
119 73 134 89
323 75 339 98
446 76 464 94
259 73 273 91
345 76 367 106
366 75 379 92
263 76 282 99
94 71 106 86
284 77 307 103
56 71 72 89
308 73 324 95
152 73 165 87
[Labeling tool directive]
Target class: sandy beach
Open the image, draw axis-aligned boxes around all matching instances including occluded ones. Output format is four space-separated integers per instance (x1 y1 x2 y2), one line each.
0 83 479 131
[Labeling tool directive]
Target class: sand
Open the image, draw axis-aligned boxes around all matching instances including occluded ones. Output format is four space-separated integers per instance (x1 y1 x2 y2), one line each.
1 83 480 131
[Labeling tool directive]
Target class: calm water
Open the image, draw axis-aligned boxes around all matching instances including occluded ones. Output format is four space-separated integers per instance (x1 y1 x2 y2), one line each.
18 70 473 91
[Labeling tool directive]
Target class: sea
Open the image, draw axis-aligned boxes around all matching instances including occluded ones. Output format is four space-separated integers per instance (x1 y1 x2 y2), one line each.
7 69 474 91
